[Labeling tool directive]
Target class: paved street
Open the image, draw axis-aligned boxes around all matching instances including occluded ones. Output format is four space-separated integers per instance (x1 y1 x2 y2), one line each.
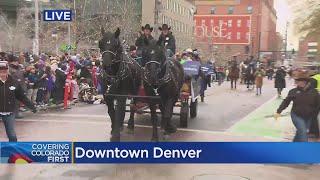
0 78 287 142
2 78 320 180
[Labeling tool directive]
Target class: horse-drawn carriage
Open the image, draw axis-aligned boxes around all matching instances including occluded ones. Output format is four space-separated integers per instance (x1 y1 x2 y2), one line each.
99 28 201 141
118 58 201 128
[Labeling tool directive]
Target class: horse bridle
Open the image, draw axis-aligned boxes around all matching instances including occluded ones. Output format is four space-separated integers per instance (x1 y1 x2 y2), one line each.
101 49 122 64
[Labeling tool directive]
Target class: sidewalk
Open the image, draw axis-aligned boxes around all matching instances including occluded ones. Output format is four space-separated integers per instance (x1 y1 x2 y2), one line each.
228 87 295 141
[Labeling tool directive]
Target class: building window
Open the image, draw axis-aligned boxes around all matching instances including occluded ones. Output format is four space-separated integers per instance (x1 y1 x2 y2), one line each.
237 32 241 40
247 20 251 27
202 19 206 26
228 20 232 27
246 32 250 40
237 20 241 27
210 6 216 14
228 6 234 14
166 0 169 10
247 6 253 13
227 32 232 40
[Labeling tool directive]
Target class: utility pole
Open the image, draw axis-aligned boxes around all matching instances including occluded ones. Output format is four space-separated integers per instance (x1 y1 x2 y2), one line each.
154 0 161 38
284 22 289 60
34 0 39 56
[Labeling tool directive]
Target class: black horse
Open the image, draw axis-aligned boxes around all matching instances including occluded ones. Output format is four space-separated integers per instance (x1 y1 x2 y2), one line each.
142 39 184 139
99 28 141 141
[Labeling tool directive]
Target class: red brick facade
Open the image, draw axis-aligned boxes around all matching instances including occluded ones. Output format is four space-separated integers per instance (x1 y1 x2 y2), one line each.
298 33 320 63
195 0 277 62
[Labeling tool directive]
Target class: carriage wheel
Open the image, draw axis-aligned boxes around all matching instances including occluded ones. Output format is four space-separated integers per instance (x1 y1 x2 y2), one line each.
180 102 189 128
190 99 198 118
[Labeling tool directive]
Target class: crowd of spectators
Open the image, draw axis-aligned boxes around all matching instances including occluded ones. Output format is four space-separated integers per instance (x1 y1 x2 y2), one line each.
0 52 103 117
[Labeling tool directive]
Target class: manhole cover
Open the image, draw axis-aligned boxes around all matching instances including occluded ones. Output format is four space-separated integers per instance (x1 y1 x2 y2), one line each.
192 174 250 180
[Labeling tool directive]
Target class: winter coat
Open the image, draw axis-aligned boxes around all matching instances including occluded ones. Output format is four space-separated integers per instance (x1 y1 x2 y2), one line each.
135 34 154 52
9 64 27 92
158 32 176 54
255 70 265 88
0 75 35 113
274 69 286 89
27 73 39 89
277 87 320 119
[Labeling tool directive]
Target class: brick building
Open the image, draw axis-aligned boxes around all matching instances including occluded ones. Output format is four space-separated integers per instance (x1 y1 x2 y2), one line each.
298 32 320 63
194 0 278 63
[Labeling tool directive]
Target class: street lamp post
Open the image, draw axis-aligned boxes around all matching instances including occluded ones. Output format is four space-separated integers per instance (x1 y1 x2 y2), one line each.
34 0 39 56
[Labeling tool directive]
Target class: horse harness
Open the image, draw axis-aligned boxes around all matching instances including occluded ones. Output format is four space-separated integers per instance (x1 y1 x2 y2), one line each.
102 49 136 93
143 60 178 91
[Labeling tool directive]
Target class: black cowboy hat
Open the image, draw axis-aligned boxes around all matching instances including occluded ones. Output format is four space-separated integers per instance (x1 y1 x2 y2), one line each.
159 24 171 31
142 24 153 32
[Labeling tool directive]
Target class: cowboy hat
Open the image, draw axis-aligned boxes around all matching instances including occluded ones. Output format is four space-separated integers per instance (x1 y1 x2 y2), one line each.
142 24 153 32
159 24 171 31
293 70 310 81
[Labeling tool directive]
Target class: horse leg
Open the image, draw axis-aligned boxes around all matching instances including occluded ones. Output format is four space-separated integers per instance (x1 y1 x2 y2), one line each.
230 79 233 89
127 99 135 133
159 103 165 130
118 97 126 132
235 79 237 89
162 97 177 135
105 96 115 135
150 104 159 141
110 97 126 142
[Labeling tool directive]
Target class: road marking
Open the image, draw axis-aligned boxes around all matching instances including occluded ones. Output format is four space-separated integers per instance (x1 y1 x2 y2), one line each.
227 95 278 131
14 118 282 141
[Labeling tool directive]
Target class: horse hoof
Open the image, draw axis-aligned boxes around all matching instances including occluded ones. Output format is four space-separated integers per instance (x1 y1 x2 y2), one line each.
126 128 134 134
151 137 159 142
110 136 120 142
162 134 170 141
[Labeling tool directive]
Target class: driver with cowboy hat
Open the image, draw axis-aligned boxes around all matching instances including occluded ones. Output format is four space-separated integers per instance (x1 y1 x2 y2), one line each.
275 69 320 142
135 24 154 57
158 24 176 57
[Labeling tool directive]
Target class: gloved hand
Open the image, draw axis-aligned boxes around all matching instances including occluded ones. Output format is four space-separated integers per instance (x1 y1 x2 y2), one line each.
274 113 281 120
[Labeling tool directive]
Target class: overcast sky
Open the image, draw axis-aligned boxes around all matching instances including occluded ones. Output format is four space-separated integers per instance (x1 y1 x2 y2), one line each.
274 0 298 50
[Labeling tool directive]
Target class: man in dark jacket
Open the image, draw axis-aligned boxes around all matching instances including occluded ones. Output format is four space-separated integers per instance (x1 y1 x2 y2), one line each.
274 67 286 98
275 70 320 142
135 24 154 55
158 24 176 57
8 54 27 118
53 66 67 105
0 61 36 142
